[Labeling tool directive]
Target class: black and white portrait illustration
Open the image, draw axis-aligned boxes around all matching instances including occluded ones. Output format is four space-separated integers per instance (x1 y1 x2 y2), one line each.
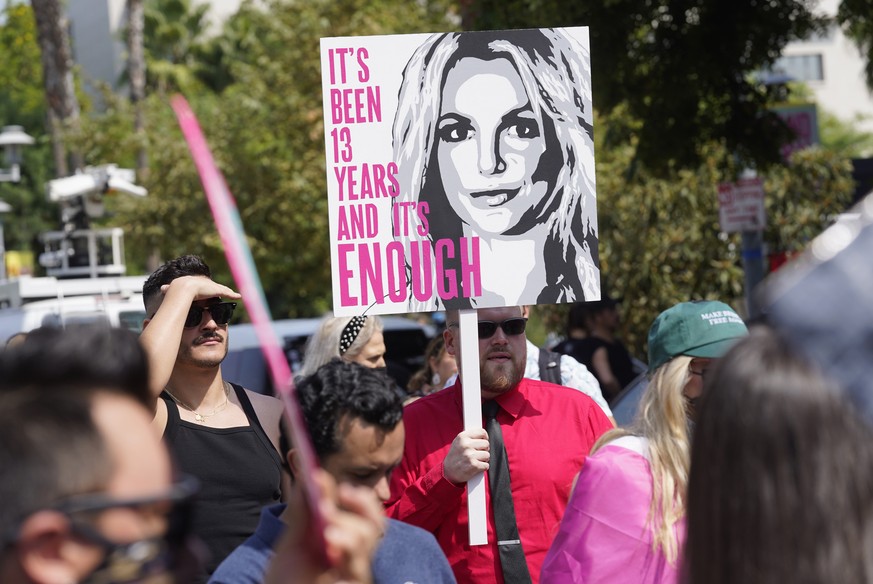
321 28 600 316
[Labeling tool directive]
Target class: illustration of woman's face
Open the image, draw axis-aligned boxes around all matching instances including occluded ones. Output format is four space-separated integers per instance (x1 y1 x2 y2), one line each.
435 57 549 235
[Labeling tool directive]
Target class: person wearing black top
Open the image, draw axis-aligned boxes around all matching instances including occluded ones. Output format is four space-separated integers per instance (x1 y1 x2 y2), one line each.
140 255 286 582
553 298 636 402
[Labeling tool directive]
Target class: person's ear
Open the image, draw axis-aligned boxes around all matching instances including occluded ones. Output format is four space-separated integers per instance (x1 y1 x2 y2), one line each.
16 510 94 584
443 328 457 357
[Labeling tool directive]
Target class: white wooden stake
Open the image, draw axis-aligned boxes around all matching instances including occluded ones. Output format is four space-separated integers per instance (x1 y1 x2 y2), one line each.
459 308 487 545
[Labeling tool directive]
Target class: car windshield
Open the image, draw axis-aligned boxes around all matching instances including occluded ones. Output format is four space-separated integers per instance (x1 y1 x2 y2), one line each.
119 310 147 334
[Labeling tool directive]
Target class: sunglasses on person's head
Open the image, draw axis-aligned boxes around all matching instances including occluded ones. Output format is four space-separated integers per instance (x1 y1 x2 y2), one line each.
184 302 236 328
476 317 527 339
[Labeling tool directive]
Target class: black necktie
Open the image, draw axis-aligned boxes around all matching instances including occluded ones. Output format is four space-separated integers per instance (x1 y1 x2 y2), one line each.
483 400 532 583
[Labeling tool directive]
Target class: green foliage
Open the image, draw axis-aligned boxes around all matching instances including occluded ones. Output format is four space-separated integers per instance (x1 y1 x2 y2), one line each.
838 0 873 90
818 111 873 158
88 0 456 318
0 4 59 256
536 106 855 359
765 148 856 255
138 0 213 94
4 0 858 347
0 4 45 130
461 0 827 172
459 0 859 355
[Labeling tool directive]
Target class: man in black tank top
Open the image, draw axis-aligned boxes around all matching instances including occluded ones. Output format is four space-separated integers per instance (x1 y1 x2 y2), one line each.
141 255 287 582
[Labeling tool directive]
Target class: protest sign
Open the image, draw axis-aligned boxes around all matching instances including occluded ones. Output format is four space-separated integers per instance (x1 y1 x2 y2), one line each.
321 28 600 317
321 27 600 547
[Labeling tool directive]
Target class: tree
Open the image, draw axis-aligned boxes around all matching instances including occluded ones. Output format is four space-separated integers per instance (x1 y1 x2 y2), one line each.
838 0 873 90
460 0 827 172
30 0 82 176
0 4 44 132
140 0 212 94
455 0 860 354
0 4 58 257
89 0 456 317
819 111 873 157
533 105 855 358
71 0 856 336
127 0 147 175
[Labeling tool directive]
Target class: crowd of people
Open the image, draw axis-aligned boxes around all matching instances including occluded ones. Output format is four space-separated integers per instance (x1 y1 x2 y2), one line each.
2 253 872 584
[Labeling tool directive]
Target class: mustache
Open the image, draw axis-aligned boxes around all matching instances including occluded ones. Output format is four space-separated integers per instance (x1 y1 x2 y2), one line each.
485 347 513 359
194 331 224 344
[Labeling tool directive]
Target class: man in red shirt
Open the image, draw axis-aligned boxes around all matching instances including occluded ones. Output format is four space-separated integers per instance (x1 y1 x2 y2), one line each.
386 306 613 583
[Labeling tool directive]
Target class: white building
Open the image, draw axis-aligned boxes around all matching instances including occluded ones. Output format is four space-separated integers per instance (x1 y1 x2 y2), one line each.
776 0 873 135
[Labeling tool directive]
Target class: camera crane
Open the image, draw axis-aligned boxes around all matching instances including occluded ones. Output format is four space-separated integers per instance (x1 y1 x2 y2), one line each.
39 165 147 279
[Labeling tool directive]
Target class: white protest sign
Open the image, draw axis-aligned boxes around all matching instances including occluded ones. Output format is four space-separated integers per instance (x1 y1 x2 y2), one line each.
718 178 766 233
320 27 600 547
320 28 600 317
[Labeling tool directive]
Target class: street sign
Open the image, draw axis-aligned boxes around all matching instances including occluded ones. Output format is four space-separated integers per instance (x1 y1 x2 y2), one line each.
772 103 819 161
718 178 766 233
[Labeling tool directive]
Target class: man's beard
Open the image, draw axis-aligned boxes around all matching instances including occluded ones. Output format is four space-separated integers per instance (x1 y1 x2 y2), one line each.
480 351 523 394
178 331 228 368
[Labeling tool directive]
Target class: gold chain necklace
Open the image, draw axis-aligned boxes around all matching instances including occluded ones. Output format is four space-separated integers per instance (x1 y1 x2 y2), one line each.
165 382 231 423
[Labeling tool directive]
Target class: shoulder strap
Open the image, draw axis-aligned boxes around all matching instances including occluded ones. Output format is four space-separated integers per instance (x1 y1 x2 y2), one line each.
232 383 284 470
538 349 562 385
158 392 180 443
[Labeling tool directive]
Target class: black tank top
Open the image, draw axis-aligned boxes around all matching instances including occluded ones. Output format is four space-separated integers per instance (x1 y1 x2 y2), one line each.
161 383 282 581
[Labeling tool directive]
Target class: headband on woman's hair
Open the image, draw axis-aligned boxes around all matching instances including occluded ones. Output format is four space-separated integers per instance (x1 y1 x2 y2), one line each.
339 316 367 355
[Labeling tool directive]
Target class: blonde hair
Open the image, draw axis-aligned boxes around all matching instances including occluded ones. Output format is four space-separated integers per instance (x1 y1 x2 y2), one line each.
299 315 384 378
392 29 599 310
591 355 693 563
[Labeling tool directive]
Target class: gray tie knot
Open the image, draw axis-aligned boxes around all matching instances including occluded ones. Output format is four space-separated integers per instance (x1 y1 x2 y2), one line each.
483 400 499 420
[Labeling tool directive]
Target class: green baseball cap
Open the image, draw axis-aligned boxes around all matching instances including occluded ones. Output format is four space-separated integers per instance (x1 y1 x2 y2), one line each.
647 301 748 373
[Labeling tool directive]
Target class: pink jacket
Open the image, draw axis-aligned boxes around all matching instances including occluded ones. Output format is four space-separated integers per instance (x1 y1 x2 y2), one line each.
540 438 685 583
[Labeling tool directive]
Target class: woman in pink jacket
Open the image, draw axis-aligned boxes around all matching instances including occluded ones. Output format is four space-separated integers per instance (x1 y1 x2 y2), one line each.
541 301 747 583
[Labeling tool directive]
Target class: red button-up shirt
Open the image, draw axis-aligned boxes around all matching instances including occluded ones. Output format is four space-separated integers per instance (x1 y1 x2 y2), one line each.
387 378 613 584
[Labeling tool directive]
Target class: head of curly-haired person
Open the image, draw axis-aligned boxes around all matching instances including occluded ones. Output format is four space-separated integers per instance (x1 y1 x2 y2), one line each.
142 254 211 316
295 359 404 502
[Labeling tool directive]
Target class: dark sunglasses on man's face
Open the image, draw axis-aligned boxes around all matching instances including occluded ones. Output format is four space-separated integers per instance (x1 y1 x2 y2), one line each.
477 317 527 339
184 302 236 328
0 476 203 584
59 476 201 584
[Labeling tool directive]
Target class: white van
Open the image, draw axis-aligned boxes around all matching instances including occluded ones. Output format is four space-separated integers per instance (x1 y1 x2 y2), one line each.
0 275 148 343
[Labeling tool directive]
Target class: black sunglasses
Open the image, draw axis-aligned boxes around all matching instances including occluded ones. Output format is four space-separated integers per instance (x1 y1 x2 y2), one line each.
184 302 237 328
477 317 527 339
2 476 201 582
57 476 201 583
